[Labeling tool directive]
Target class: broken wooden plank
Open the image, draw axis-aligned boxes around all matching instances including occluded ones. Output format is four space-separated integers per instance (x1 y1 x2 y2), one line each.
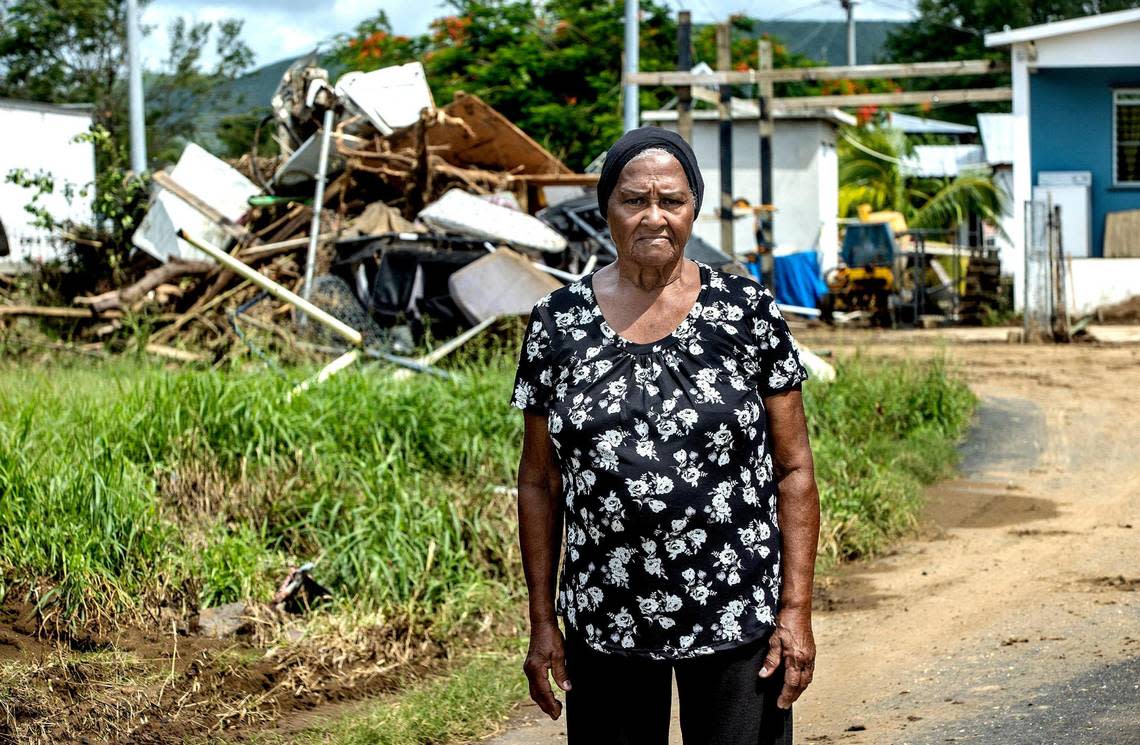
0 305 179 320
151 170 258 247
391 92 572 176
75 259 215 313
145 343 207 363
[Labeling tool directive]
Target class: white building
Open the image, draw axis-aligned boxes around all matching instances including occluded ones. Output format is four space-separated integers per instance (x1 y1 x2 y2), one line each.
0 99 96 267
641 106 853 275
985 8 1140 312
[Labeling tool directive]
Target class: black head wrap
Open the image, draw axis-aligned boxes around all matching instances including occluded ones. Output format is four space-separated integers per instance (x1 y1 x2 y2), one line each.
596 126 704 219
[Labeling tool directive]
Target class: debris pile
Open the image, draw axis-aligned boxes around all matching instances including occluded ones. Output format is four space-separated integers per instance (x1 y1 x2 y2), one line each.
9 59 734 374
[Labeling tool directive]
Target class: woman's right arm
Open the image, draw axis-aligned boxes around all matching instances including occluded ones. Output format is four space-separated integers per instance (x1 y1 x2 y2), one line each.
518 411 571 720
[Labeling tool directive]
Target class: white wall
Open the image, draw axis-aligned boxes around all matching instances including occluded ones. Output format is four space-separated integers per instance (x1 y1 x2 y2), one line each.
1032 20 1140 67
0 103 95 264
1068 257 1140 315
653 118 839 268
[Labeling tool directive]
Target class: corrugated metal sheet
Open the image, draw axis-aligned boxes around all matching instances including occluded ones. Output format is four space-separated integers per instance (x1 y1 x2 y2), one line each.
977 113 1015 165
885 111 977 135
902 144 987 178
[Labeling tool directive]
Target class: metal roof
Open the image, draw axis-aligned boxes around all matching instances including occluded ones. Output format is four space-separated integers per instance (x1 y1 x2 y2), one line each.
642 106 856 127
0 98 94 116
976 113 1014 165
985 7 1140 46
884 111 976 135
902 144 987 178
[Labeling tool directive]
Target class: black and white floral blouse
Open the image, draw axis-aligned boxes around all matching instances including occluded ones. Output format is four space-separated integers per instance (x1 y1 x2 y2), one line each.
510 259 809 660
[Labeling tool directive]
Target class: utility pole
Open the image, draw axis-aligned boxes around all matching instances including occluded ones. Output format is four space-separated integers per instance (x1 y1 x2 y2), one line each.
716 23 733 256
757 38 775 290
126 0 147 174
676 11 693 145
842 0 856 66
623 0 640 132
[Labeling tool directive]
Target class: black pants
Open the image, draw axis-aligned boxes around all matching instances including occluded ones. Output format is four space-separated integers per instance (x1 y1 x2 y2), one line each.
563 630 794 745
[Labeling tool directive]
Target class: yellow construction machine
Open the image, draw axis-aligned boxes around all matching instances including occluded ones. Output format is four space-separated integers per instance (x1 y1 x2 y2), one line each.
823 206 1002 327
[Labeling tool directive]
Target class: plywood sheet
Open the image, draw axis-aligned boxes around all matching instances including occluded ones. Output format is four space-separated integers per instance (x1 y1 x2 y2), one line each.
1104 209 1140 258
448 248 562 323
429 92 571 176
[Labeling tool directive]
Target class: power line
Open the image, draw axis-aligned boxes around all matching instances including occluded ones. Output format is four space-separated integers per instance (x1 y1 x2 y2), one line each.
766 1 833 22
840 129 909 165
863 0 988 37
693 0 720 24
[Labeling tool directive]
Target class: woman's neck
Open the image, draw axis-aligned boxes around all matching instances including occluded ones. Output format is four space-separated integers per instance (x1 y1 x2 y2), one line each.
613 256 688 293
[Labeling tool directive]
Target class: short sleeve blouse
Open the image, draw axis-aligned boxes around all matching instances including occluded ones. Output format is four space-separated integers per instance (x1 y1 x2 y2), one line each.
510 260 809 660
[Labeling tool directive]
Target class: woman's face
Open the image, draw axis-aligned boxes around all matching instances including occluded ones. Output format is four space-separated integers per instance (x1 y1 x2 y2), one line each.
606 150 695 268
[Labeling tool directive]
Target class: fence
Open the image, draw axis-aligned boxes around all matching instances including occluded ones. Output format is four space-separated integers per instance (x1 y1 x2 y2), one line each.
1023 198 1071 341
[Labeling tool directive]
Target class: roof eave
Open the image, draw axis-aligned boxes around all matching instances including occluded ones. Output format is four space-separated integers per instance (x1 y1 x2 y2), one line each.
985 7 1140 47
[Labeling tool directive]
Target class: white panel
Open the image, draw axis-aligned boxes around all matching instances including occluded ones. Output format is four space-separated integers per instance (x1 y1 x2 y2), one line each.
1038 170 1092 186
1032 183 1091 258
1068 257 1140 314
1034 22 1140 67
0 105 94 263
336 62 434 135
132 143 261 263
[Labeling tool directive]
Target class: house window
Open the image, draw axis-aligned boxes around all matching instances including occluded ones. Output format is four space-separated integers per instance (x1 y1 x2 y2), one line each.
1115 89 1140 186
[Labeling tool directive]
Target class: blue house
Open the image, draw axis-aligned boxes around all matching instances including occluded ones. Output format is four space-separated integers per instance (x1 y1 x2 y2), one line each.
986 9 1140 313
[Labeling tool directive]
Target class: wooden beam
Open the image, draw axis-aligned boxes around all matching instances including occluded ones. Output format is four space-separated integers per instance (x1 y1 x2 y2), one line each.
677 10 693 145
717 23 733 256
625 59 1009 86
770 87 1012 110
506 173 600 185
0 305 180 320
152 170 256 246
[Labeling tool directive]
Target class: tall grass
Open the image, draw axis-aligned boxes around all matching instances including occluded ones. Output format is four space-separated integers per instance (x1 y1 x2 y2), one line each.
806 354 976 563
0 346 974 635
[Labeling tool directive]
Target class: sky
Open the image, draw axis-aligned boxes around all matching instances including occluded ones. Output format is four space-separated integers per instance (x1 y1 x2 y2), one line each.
139 0 917 72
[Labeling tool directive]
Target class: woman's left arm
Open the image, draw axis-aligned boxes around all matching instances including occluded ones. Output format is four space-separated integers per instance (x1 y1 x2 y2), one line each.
758 386 820 709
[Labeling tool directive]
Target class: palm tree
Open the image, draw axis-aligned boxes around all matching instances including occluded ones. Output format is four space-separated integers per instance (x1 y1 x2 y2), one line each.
838 125 1007 239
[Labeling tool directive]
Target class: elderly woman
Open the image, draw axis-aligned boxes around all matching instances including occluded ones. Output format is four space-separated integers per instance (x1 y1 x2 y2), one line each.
510 127 819 745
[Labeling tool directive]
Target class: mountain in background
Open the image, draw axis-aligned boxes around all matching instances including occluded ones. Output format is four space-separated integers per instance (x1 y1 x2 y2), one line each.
745 19 906 66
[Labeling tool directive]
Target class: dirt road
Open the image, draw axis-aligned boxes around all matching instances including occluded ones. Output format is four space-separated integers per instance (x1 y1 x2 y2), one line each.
487 331 1140 745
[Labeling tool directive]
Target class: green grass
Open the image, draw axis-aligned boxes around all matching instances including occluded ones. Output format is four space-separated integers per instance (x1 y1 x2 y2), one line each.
805 353 977 564
285 642 530 745
0 345 974 639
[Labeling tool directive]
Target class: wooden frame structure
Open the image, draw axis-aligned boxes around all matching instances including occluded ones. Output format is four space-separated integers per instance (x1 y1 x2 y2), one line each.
627 28 1013 259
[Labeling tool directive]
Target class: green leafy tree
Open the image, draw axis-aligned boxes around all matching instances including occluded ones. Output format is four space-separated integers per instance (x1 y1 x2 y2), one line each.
0 0 139 132
839 125 1006 233
882 0 1140 122
332 9 425 70
0 0 254 168
1 0 253 274
215 110 278 159
331 2 840 170
428 0 681 169
146 17 256 165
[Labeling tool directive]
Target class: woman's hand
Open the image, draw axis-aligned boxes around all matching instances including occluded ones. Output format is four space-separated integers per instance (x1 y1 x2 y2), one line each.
759 607 816 709
523 620 572 719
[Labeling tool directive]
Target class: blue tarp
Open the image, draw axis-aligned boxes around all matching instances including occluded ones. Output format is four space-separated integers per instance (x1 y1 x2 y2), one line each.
746 251 828 309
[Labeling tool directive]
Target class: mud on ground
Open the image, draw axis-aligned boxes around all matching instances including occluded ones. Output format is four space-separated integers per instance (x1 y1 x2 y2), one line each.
0 598 484 744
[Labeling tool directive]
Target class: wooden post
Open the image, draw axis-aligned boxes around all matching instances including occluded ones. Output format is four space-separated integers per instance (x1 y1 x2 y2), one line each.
717 23 733 256
677 11 693 145
758 38 775 291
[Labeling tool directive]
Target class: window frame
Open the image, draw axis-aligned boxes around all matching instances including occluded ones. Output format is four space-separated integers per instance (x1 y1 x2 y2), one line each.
1113 88 1140 187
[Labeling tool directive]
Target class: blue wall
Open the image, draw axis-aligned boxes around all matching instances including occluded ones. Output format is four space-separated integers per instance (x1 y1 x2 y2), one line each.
1030 66 1140 257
